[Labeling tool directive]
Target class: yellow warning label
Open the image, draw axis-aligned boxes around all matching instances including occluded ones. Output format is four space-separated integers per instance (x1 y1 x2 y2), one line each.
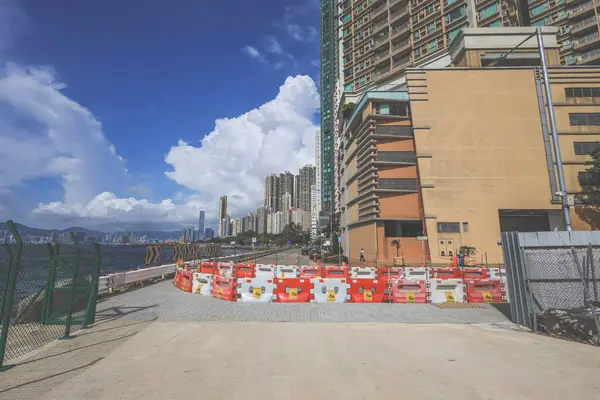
195 284 203 295
327 290 336 302
445 292 455 303
482 291 493 303
406 292 415 303
216 288 223 299
364 291 373 302
252 288 262 299
289 288 298 300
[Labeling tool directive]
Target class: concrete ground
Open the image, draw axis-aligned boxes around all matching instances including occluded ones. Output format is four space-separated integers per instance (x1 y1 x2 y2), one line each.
1 250 599 399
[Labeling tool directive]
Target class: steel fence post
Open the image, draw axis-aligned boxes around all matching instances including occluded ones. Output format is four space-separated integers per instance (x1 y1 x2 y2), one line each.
83 242 101 328
61 233 81 340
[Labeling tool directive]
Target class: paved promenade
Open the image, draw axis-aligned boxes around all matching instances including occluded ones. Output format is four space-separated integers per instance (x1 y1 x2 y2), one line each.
1 250 599 400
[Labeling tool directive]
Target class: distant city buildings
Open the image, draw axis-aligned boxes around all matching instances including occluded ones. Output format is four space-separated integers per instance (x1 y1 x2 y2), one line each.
204 227 214 239
198 211 205 240
218 196 227 237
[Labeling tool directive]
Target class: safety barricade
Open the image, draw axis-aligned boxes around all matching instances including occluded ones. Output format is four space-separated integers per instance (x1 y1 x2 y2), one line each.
235 263 255 279
180 269 193 293
465 279 506 303
299 266 322 279
311 278 350 303
211 276 237 301
173 268 184 289
274 278 312 302
323 266 349 279
237 278 276 303
487 268 506 279
391 279 430 303
216 262 235 278
377 267 403 281
192 272 213 296
350 267 377 279
200 261 217 275
276 265 299 278
348 279 386 303
430 267 462 280
255 264 276 279
460 267 487 280
429 279 464 304
403 267 430 281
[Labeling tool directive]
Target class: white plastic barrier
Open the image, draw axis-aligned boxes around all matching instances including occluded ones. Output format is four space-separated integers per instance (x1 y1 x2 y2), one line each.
311 278 350 303
276 265 299 278
255 264 276 279
429 279 464 304
237 278 276 303
487 268 506 279
192 272 213 296
403 267 430 281
217 262 235 278
350 266 376 279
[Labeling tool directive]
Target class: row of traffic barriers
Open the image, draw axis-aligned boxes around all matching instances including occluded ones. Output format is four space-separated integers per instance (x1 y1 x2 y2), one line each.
173 262 508 304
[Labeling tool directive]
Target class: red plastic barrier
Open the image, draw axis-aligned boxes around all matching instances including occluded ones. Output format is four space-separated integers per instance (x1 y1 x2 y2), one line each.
299 266 322 278
391 279 429 303
274 278 312 302
173 269 184 288
430 267 462 280
460 267 487 280
324 266 349 279
200 262 216 275
211 276 237 301
465 279 505 303
377 267 403 281
235 263 255 278
180 269 193 293
348 279 386 303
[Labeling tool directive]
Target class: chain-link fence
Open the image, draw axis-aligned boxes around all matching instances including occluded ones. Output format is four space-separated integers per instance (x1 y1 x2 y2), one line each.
503 231 600 345
0 221 100 370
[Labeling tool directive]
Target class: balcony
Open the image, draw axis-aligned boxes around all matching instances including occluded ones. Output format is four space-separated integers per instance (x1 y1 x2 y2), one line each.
376 151 416 164
373 49 391 64
476 0 496 6
390 7 409 22
374 65 392 78
577 47 600 64
391 22 411 39
375 125 413 138
392 39 411 55
568 1 594 19
373 31 390 50
571 15 597 33
377 178 418 192
445 0 465 12
574 31 600 49
392 55 412 69
389 0 404 6
372 1 388 19
373 17 389 34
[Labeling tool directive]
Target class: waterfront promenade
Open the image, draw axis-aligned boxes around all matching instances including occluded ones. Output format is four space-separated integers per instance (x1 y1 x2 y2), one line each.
1 250 599 399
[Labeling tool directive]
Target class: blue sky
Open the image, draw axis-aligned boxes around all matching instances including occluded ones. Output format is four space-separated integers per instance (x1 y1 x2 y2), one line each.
0 0 320 231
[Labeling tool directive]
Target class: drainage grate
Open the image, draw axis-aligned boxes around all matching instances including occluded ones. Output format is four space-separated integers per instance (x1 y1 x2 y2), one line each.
433 303 486 309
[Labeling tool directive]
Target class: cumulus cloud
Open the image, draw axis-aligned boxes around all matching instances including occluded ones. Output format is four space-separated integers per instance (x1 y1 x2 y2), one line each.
164 75 318 219
0 63 129 204
242 45 267 63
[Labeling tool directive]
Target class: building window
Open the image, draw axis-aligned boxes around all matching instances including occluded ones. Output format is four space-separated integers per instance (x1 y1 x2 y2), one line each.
437 222 460 233
578 172 600 186
384 221 422 237
565 87 600 98
574 142 599 155
378 178 418 190
569 113 600 126
375 103 408 116
377 151 416 163
462 222 469 232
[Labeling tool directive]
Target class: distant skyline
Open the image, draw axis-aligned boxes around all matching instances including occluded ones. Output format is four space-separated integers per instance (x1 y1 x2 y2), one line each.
0 0 319 231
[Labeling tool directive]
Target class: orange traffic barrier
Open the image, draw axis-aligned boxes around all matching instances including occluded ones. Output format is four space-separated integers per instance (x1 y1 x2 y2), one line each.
348 279 386 303
324 266 349 279
430 267 462 280
180 269 193 293
299 266 322 278
465 279 505 303
200 262 216 275
173 269 184 288
211 275 237 301
235 263 255 278
274 278 312 302
460 267 487 280
391 279 430 303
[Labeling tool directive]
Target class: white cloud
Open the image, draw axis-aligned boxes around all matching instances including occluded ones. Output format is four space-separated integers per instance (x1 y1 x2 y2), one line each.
286 24 318 42
265 37 284 55
274 61 284 70
242 45 267 63
164 75 318 219
0 63 129 205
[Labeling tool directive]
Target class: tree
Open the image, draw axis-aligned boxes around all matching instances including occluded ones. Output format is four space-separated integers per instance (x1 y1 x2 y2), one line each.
390 240 401 257
574 142 600 229
342 102 356 121
458 246 477 258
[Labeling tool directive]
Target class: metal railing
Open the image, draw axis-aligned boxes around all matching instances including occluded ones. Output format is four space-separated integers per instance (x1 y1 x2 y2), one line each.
572 15 596 31
392 40 411 52
390 7 408 20
393 55 411 68
375 65 391 77
575 31 600 47
373 49 390 62
578 47 600 61
568 1 593 16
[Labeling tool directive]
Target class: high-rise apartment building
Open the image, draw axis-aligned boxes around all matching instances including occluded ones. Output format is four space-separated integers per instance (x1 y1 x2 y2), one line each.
280 172 295 204
293 174 301 208
256 205 267 234
232 218 242 236
204 227 214 239
198 210 205 240
265 174 281 213
281 192 293 227
299 165 316 211
218 196 227 237
220 215 231 238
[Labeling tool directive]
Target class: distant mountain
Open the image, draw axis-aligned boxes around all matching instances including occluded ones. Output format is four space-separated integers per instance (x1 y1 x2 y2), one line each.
0 222 182 239
0 222 51 237
60 226 106 238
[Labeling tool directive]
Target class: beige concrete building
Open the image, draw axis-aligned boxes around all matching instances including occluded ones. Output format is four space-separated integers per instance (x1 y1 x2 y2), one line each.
340 27 600 266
